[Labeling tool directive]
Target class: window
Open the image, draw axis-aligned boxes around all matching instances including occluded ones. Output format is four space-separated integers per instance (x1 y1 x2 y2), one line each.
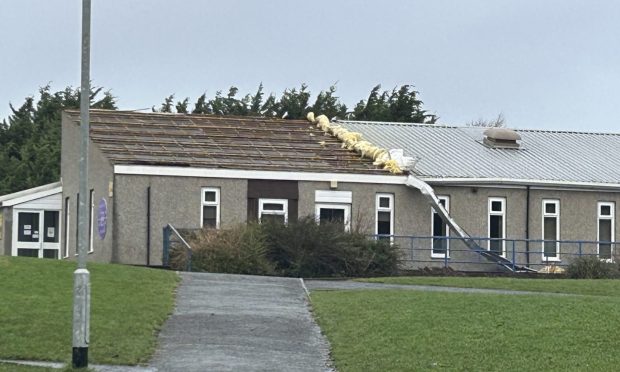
63 197 70 258
488 197 506 256
89 189 94 253
201 187 220 229
315 203 351 231
376 193 394 240
75 193 79 255
598 202 615 261
259 198 288 224
542 200 560 261
432 196 450 258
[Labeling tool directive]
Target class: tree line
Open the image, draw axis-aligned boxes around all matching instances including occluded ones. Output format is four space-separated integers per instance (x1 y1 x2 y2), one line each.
0 83 437 195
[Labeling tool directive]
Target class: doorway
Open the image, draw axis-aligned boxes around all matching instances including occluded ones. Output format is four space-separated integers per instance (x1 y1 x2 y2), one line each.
13 210 60 259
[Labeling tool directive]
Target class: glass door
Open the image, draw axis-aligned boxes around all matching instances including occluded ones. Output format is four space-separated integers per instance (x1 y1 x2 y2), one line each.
42 211 60 259
15 210 60 259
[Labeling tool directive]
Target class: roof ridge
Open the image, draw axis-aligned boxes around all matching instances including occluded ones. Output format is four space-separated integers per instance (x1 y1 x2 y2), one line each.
65 109 309 124
337 119 620 136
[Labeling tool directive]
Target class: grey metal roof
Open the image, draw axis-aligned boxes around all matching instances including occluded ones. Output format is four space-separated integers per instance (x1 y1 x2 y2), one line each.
336 120 620 185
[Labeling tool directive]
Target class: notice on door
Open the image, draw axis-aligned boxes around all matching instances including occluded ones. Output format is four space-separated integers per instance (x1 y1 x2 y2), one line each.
47 227 55 239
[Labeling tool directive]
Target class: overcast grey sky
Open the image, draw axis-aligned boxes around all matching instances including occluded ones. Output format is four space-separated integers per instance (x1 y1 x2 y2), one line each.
1 0 619 131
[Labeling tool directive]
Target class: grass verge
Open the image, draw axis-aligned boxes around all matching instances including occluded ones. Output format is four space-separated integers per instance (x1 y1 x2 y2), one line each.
0 256 179 365
312 289 620 371
359 276 620 296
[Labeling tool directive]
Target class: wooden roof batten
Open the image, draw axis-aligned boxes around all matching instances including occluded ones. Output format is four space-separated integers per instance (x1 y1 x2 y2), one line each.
64 110 394 175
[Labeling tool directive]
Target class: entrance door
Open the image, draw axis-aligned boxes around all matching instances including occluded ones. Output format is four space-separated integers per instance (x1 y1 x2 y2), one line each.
14 210 60 259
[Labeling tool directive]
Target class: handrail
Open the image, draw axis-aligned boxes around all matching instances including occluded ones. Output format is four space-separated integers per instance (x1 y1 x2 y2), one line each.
163 224 193 271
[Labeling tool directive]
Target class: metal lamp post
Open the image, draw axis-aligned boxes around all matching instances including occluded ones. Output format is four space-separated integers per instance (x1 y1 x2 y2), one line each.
72 0 92 368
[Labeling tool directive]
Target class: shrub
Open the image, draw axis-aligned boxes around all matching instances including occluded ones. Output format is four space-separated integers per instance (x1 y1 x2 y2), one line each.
261 217 400 277
566 256 618 279
176 217 401 277
182 224 275 275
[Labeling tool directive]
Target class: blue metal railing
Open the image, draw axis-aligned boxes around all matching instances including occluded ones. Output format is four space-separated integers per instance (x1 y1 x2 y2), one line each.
372 234 619 272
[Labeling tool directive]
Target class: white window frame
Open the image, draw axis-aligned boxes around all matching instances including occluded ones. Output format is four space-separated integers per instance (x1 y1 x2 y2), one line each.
597 201 615 262
89 190 94 253
315 203 351 232
201 187 221 229
258 198 288 224
64 197 70 258
375 193 394 241
431 196 450 258
488 197 506 257
541 199 560 261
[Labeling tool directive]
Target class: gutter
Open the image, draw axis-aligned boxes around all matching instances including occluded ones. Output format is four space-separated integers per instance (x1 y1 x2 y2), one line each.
421 177 620 191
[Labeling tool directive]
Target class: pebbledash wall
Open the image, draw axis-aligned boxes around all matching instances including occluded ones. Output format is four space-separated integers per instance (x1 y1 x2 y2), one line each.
61 162 620 269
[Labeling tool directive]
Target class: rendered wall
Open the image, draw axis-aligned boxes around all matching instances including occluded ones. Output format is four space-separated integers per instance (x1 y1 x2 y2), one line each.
113 175 247 265
60 112 115 262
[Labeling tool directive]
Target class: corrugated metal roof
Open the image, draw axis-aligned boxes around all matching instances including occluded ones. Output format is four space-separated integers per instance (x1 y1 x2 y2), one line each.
336 120 620 184
63 110 391 175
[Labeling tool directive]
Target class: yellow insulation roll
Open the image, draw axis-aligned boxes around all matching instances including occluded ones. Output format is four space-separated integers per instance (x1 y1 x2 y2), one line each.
306 111 403 174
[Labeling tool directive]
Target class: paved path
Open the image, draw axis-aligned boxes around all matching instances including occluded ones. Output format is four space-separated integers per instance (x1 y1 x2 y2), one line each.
149 272 332 372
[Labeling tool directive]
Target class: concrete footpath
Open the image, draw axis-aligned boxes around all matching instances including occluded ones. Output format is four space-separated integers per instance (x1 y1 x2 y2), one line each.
149 272 333 372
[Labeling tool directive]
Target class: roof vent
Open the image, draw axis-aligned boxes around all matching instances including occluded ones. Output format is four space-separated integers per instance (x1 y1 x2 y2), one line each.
483 128 521 149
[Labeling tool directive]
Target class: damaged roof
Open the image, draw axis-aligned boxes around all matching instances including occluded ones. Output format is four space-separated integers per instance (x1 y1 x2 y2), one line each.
63 110 389 175
336 120 620 185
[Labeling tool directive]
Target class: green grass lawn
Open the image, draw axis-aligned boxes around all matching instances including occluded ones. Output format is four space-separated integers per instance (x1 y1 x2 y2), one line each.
312 278 620 371
358 276 620 296
0 256 179 366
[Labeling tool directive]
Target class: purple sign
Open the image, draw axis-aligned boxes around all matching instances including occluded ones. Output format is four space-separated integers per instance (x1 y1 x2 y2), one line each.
98 198 107 240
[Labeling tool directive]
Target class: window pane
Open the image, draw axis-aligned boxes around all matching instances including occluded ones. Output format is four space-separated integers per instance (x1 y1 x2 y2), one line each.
545 203 556 214
491 201 502 212
379 197 390 208
262 203 284 211
43 249 58 259
204 191 216 203
439 199 447 208
44 211 60 243
378 211 391 223
489 215 503 254
261 214 285 224
320 208 345 229
543 217 557 257
18 212 39 243
432 213 448 255
377 211 391 235
18 248 39 257
433 213 447 237
203 206 217 228
599 219 612 259
544 217 557 241
601 205 612 216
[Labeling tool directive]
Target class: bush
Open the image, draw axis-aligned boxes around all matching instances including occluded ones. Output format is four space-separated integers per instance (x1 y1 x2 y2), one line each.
259 217 399 277
566 256 618 279
179 224 275 275
178 217 400 278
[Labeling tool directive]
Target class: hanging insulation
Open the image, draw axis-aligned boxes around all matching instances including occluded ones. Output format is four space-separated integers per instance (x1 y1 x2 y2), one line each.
306 112 403 174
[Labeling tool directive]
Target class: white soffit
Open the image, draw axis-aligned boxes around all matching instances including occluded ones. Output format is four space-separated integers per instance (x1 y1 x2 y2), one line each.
315 190 353 204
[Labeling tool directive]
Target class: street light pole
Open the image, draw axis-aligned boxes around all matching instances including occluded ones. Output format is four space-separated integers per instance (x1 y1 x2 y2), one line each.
72 0 91 368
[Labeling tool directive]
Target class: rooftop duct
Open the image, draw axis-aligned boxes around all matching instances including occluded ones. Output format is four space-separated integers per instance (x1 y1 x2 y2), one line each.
483 128 521 149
